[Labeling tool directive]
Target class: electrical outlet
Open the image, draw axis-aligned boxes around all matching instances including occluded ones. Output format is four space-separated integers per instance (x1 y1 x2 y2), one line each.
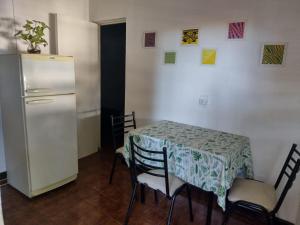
199 95 208 106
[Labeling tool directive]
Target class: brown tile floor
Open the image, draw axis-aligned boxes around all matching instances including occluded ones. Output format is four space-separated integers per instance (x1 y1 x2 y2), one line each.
1 149 267 225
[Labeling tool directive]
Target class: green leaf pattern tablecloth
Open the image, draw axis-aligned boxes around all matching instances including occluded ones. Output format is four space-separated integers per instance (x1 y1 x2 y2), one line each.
123 120 253 210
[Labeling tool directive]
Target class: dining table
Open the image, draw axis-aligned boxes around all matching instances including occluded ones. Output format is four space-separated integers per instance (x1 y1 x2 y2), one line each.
123 120 254 225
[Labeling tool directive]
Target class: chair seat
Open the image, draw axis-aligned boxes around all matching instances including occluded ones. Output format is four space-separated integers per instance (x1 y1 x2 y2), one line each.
116 146 124 154
137 169 185 196
115 133 128 154
228 178 277 212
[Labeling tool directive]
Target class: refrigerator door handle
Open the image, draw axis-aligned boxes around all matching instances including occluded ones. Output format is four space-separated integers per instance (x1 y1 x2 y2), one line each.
26 99 56 105
26 88 53 93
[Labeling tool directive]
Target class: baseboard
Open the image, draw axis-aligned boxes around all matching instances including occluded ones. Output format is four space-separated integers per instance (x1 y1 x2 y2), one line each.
0 171 7 186
275 217 294 225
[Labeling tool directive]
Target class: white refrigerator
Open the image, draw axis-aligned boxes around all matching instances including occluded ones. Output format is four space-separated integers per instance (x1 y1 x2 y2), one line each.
0 54 78 197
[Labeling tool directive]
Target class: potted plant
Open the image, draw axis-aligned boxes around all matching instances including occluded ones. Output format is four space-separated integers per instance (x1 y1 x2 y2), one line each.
15 20 49 54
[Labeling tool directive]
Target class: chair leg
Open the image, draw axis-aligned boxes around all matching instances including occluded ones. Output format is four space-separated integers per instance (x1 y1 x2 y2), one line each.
206 192 214 225
109 154 119 184
128 161 139 201
270 216 275 225
140 184 145 204
154 190 158 204
124 182 138 225
166 194 178 225
222 204 233 225
186 184 194 222
266 214 275 225
129 165 135 189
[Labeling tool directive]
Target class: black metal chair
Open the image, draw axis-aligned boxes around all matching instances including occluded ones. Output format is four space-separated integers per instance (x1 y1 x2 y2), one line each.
124 136 194 225
109 112 136 184
222 144 300 225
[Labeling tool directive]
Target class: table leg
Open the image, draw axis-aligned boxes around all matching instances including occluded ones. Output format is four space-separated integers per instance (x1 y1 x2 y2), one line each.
206 192 214 225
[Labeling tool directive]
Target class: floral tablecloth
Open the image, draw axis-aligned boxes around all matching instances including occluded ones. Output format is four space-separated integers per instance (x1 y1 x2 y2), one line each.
123 120 253 210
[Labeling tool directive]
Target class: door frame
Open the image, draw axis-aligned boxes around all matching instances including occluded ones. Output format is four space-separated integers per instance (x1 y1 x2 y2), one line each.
97 18 126 26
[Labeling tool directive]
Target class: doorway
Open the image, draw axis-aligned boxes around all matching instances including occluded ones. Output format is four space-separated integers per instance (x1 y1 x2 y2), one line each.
100 23 126 148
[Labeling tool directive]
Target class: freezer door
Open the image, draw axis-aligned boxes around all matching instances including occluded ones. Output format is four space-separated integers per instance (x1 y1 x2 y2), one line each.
24 94 78 192
21 54 75 97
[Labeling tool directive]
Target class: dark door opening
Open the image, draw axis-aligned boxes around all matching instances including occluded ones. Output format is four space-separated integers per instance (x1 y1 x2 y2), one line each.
100 23 126 149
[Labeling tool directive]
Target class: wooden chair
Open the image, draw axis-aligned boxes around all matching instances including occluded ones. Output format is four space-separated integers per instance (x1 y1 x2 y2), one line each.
109 112 136 184
124 136 194 225
222 144 300 225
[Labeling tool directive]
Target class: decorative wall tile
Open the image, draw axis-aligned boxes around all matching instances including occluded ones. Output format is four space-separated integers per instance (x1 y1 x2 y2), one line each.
164 52 176 64
228 22 245 39
182 29 199 45
262 44 286 65
202 49 217 65
144 32 156 48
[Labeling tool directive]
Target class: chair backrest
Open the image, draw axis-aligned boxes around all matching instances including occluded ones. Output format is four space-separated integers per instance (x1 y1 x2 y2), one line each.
111 112 136 151
129 136 171 197
273 144 300 213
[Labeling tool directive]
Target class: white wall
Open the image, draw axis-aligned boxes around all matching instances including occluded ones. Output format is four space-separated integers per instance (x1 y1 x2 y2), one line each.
0 109 5 173
297 204 300 225
0 0 100 171
90 0 300 223
0 0 17 173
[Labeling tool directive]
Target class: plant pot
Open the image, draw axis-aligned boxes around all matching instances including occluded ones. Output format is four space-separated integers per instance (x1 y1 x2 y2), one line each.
27 45 41 54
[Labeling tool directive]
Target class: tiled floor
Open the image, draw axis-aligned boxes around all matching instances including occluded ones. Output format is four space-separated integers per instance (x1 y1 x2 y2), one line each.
1 149 266 225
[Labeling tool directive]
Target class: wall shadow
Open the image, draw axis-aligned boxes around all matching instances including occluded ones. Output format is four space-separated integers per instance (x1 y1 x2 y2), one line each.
0 17 19 53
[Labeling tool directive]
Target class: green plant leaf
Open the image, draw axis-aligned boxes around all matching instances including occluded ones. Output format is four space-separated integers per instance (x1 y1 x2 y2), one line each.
20 33 29 40
192 151 202 161
23 23 32 31
14 30 22 36
211 171 218 177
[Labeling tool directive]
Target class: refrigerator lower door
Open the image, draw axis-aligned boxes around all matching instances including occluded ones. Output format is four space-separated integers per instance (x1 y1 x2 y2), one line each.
24 94 78 196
